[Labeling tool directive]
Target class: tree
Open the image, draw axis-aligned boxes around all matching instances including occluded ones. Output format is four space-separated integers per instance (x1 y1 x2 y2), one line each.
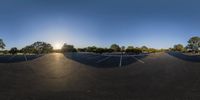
127 46 134 50
61 43 77 52
187 36 200 53
148 48 157 53
141 46 148 53
110 44 120 52
77 48 87 52
31 41 53 54
0 39 5 49
3 50 9 55
21 45 36 54
125 48 142 54
9 47 18 55
125 46 142 54
95 48 105 54
121 46 125 52
174 44 184 52
104 48 113 53
86 46 97 52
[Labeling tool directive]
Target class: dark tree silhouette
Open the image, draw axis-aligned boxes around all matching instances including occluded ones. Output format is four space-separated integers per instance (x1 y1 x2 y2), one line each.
21 41 53 54
86 46 97 52
110 44 120 52
121 46 125 52
0 39 6 49
173 44 184 52
31 41 53 54
9 47 18 55
61 43 77 52
141 46 148 53
187 36 200 53
21 45 36 54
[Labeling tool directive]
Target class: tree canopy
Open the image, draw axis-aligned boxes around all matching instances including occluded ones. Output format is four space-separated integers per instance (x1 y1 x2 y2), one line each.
187 36 200 52
31 41 53 54
110 44 120 52
21 45 36 54
141 46 148 50
9 47 18 55
21 41 53 54
61 43 77 52
0 39 6 49
173 44 184 52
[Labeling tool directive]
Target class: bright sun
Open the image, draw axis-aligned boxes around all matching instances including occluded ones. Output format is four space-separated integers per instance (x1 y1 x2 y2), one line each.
54 42 62 50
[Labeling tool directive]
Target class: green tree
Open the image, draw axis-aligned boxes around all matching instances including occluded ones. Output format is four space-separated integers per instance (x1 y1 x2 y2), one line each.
62 43 77 52
104 48 113 53
0 39 6 50
125 46 142 54
121 46 125 52
141 46 148 53
77 48 87 52
187 36 200 53
148 48 157 53
9 47 18 55
95 48 105 54
86 46 97 52
127 46 134 50
21 45 36 54
31 41 53 54
125 48 142 54
110 44 120 52
3 50 9 55
174 44 184 52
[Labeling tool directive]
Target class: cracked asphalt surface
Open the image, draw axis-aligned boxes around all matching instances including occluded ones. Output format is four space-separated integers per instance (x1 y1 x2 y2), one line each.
0 52 200 100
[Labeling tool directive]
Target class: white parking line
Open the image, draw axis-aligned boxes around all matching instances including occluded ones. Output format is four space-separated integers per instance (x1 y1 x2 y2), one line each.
119 55 123 67
132 56 145 63
8 55 16 61
102 54 149 57
24 55 27 61
96 56 111 63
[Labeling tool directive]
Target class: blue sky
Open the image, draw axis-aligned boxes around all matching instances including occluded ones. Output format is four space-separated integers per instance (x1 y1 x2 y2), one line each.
0 0 200 49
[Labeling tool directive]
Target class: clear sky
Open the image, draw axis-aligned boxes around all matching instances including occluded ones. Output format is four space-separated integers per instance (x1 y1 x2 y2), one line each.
0 0 200 49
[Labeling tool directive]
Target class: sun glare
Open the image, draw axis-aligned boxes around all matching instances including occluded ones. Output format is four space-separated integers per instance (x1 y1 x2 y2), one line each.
54 42 63 50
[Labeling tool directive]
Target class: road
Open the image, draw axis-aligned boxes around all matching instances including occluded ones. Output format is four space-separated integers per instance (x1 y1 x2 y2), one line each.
0 52 200 100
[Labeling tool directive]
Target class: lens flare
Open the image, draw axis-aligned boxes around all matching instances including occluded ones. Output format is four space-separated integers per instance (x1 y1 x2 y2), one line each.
54 42 63 50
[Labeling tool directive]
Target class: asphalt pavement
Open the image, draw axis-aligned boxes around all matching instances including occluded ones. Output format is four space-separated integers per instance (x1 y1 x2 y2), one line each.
0 52 200 100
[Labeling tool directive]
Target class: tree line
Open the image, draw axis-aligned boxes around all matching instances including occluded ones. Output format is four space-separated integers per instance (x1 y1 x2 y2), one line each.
172 36 200 53
2 36 199 55
0 41 53 55
0 39 163 55
61 43 162 54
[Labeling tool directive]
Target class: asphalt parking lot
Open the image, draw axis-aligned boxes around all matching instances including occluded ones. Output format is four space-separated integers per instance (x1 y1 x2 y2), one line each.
0 52 200 100
64 53 147 68
0 55 42 63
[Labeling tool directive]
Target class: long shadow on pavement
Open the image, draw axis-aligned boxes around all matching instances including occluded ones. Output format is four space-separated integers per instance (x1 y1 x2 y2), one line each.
64 53 148 68
0 55 43 63
167 52 200 62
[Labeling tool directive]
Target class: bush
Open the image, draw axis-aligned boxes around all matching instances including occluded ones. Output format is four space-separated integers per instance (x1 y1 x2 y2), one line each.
125 48 142 54
147 48 157 53
77 48 87 52
62 43 77 52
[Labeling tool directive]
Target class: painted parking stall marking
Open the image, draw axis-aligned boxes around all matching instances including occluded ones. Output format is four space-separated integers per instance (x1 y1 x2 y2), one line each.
132 56 145 64
96 56 111 63
24 55 27 61
64 53 148 68
119 54 123 67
